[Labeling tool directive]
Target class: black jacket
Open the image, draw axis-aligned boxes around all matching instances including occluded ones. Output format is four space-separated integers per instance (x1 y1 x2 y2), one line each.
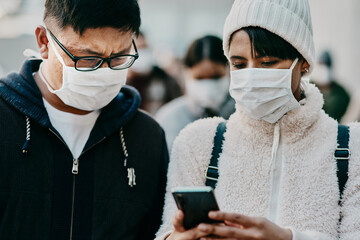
0 60 168 240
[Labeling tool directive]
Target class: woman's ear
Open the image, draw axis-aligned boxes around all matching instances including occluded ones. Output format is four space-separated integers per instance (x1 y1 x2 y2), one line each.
35 26 50 59
301 59 310 74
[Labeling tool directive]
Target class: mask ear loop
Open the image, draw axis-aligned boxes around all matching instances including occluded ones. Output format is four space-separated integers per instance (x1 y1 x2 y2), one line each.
289 58 299 70
46 30 67 67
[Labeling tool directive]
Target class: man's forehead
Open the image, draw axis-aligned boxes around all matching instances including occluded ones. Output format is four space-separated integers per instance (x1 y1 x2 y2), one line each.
54 27 134 56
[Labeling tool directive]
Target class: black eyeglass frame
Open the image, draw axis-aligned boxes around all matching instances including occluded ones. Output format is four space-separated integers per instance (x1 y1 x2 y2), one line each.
48 30 139 72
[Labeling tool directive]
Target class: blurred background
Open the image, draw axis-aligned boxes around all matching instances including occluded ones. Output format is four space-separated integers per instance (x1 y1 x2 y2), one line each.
0 0 359 124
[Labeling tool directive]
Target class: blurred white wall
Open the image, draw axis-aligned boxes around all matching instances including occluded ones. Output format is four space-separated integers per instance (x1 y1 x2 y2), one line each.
139 0 233 57
309 0 360 92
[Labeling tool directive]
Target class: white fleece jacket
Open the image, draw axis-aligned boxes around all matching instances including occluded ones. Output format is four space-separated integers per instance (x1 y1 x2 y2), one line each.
156 82 360 240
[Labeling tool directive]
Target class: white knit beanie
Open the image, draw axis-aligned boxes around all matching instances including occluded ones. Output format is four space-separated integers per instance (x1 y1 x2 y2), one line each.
223 0 315 72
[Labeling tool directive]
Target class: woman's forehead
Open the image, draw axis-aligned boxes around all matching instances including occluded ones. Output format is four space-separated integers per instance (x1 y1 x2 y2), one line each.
228 30 253 58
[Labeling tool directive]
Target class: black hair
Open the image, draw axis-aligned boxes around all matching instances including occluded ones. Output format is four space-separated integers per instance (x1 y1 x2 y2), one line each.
184 35 228 68
44 0 141 35
238 27 302 60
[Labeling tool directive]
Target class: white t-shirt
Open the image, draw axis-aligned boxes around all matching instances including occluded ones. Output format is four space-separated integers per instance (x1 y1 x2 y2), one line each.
43 98 100 159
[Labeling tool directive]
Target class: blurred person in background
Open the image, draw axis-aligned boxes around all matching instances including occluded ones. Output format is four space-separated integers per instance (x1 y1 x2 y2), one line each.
155 35 234 151
0 0 168 239
341 89 360 124
127 31 182 115
311 50 350 122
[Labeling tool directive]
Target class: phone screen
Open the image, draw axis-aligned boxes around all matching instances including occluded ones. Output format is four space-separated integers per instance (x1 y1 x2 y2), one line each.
172 186 220 229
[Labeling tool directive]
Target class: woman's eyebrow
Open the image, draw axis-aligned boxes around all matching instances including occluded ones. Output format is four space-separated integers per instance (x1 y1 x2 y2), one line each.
230 56 247 60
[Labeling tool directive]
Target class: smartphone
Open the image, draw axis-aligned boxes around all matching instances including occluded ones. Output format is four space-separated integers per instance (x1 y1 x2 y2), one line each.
172 186 221 229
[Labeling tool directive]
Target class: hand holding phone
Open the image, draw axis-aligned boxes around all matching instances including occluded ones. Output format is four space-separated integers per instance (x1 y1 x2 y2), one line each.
172 186 221 230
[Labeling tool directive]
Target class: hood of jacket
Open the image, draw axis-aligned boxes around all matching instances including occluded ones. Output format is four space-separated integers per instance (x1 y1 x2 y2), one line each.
0 59 141 138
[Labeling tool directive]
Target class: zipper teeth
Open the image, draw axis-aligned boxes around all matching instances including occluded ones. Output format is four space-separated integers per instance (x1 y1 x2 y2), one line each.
49 128 106 240
70 176 76 240
268 122 282 223
49 128 70 151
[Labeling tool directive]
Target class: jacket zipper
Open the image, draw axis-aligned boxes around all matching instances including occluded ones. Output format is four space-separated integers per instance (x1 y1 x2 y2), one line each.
267 122 283 223
49 128 106 240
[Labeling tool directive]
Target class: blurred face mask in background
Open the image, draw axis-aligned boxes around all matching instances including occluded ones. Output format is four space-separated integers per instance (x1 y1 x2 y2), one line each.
186 76 229 111
230 58 300 123
130 48 154 74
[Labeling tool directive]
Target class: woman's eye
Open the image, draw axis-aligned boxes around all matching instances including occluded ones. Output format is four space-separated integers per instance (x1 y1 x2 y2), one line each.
232 63 246 69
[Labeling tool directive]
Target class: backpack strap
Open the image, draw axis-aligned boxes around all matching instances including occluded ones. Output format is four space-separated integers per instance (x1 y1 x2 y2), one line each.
335 124 350 198
205 121 227 188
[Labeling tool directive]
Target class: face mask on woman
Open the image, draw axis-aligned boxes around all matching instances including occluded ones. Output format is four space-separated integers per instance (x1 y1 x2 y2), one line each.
229 58 300 123
186 76 229 112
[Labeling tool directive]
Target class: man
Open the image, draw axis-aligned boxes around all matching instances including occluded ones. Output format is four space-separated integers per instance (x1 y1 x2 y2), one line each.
0 0 168 239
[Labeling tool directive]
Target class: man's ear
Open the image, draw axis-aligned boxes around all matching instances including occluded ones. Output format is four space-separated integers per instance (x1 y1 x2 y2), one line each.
35 26 49 59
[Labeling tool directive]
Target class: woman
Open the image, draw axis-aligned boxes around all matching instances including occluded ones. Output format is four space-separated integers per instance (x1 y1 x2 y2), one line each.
155 35 234 151
156 0 360 239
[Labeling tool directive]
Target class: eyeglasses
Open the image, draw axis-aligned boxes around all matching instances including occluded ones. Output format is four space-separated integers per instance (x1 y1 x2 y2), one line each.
48 30 139 72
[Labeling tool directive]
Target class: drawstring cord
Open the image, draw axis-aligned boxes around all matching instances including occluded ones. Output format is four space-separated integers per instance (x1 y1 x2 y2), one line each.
120 127 136 187
21 116 31 155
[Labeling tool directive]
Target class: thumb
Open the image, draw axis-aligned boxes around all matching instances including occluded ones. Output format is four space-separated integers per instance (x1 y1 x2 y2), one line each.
173 210 186 232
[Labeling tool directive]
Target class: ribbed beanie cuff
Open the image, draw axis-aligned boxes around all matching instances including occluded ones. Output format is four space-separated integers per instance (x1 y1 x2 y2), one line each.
223 0 315 72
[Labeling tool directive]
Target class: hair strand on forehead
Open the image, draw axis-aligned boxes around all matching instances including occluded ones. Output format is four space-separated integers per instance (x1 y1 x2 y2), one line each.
238 26 303 60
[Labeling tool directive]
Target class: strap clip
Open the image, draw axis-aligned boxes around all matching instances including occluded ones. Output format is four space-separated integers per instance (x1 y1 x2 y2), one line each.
335 148 351 160
205 166 219 182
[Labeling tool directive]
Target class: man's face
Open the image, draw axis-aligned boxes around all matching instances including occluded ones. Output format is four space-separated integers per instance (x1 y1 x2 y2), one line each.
41 25 134 90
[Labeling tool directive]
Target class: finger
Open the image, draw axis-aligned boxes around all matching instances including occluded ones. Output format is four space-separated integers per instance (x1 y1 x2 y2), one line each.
224 220 244 229
201 238 237 240
198 223 252 238
179 226 213 240
209 211 255 227
173 210 186 232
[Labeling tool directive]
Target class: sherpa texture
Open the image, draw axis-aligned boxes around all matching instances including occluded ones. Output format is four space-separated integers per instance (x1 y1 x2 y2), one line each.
223 0 315 72
156 82 360 240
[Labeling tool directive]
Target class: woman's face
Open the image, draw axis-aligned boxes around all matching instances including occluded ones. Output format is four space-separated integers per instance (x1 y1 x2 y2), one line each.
188 59 227 80
228 30 309 101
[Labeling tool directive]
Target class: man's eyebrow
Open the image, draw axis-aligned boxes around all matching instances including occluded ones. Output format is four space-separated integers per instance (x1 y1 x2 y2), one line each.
110 44 132 57
71 43 133 57
75 48 104 56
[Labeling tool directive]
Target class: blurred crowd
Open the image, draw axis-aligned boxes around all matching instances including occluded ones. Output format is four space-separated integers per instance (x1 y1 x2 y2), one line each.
127 33 235 150
126 32 358 150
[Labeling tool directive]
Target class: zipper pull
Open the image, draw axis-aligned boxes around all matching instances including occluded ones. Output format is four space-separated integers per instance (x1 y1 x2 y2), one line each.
72 158 79 175
127 168 136 187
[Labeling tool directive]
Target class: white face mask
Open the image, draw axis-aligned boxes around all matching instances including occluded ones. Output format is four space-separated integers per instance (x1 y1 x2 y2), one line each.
43 32 128 111
130 48 153 74
230 58 300 123
186 76 229 111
